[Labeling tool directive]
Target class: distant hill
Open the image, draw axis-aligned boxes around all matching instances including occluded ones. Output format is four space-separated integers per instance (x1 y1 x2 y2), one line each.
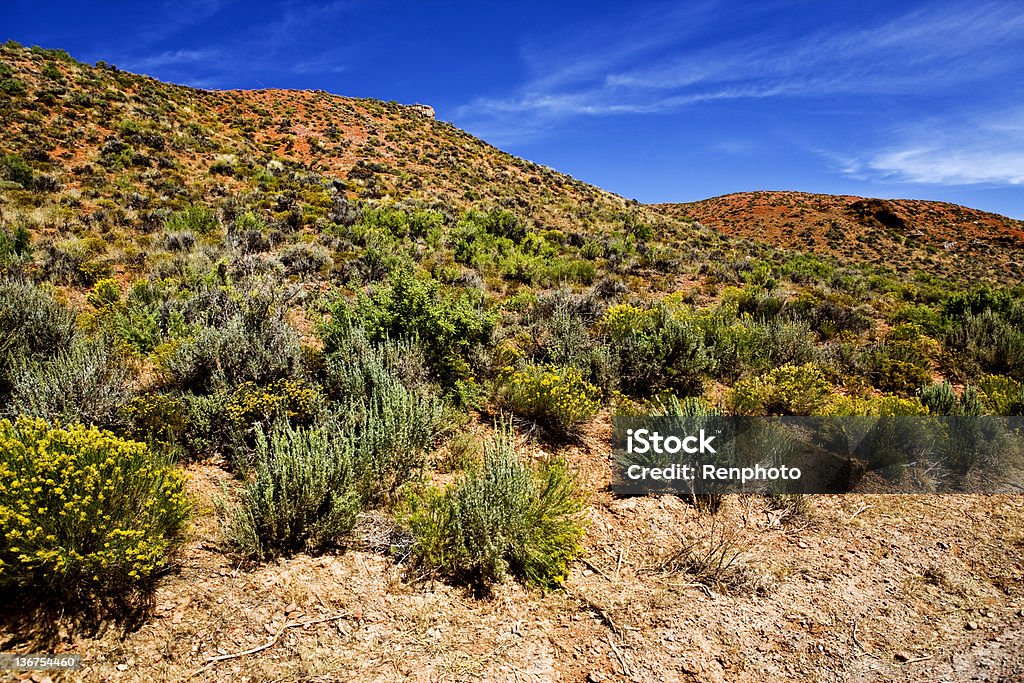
656 191 1024 283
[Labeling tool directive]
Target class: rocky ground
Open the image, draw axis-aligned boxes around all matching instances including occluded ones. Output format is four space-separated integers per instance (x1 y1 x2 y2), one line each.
3 428 1023 683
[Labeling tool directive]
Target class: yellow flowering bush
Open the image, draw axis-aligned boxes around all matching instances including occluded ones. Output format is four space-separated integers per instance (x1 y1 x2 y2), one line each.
121 393 188 446
729 363 832 416
0 417 189 594
224 379 323 427
497 364 600 432
598 303 656 340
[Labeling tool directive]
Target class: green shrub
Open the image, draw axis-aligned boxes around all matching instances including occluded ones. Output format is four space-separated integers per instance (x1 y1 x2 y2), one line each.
705 316 816 381
228 421 360 561
0 78 27 97
821 394 929 416
164 313 303 393
729 363 831 416
278 242 332 276
919 381 984 416
0 223 31 266
8 337 133 429
944 309 1024 380
346 372 444 504
0 280 76 396
0 417 189 594
405 423 585 590
600 302 714 397
857 326 936 396
229 367 443 561
322 326 436 403
788 290 872 338
0 153 32 186
166 204 218 235
532 301 616 389
324 270 497 391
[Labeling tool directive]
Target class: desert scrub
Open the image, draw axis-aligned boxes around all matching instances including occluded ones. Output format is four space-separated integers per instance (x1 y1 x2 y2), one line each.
227 421 360 561
166 203 218 235
163 311 303 394
599 301 714 397
0 280 75 396
978 374 1024 415
820 393 928 416
0 417 189 594
729 363 831 416
404 423 586 590
8 337 133 429
121 393 189 447
324 270 498 392
496 364 600 433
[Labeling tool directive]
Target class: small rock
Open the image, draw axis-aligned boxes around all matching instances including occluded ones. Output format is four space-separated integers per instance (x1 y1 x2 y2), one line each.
894 651 912 662
116 664 129 671
966 621 979 631
588 672 606 683
797 540 809 549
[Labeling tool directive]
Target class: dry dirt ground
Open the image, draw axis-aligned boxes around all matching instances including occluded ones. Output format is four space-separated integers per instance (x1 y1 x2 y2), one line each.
3 425 1024 683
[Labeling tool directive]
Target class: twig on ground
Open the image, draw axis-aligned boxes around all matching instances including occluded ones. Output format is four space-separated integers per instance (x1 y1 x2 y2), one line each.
847 504 872 523
852 620 866 651
184 612 350 680
580 557 614 583
607 634 631 678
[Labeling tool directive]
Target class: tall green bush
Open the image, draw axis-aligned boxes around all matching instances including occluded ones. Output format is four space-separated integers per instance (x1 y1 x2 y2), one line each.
324 270 497 391
228 421 360 561
405 422 585 589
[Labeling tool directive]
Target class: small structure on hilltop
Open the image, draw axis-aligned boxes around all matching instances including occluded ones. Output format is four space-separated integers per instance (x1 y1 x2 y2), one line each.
408 103 435 119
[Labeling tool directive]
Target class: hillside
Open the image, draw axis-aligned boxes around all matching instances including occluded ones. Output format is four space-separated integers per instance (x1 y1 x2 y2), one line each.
0 41 643 234
2 42 1024 683
657 191 1024 284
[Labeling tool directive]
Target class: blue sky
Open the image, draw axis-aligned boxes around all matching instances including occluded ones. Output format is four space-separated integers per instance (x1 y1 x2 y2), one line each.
4 1 1023 218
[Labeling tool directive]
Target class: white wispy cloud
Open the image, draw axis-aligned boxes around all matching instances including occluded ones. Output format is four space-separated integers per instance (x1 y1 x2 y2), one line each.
123 48 221 71
113 1 361 88
456 1 1024 146
844 109 1024 186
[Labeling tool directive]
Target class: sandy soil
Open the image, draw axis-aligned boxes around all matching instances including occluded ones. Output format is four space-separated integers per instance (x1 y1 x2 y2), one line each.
3 427 1023 683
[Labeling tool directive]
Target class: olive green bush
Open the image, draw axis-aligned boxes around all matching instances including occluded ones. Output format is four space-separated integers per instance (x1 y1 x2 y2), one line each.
228 420 361 561
0 280 76 397
405 422 585 590
8 337 133 429
600 303 714 397
324 270 497 392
